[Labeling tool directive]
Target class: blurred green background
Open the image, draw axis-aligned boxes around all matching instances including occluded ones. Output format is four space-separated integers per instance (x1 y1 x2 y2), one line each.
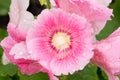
0 0 120 80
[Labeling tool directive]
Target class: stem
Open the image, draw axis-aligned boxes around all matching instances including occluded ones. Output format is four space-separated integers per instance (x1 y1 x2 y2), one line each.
97 67 106 80
46 0 51 9
59 75 67 80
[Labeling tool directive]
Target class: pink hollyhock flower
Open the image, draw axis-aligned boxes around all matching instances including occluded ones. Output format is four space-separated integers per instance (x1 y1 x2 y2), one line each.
8 0 34 41
92 28 120 80
1 37 58 80
27 8 93 75
0 0 58 80
0 36 38 74
54 0 112 35
0 0 34 64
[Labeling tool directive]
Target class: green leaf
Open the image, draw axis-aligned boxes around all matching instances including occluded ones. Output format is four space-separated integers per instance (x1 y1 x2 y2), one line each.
97 67 108 80
0 64 18 76
101 69 108 80
0 28 7 41
0 46 3 64
96 17 119 40
118 75 120 79
0 28 7 60
0 75 12 80
96 0 120 40
112 0 120 23
18 72 49 80
0 0 11 16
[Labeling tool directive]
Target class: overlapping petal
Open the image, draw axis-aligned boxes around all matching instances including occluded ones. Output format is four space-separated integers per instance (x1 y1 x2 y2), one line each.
54 0 112 35
92 28 120 80
8 0 34 41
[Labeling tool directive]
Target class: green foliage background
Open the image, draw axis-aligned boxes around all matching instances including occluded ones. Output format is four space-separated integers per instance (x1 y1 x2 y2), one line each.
0 0 120 80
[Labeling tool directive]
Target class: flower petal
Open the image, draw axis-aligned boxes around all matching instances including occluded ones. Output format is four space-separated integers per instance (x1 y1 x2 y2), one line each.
17 61 45 75
92 28 120 80
0 36 17 54
9 42 31 60
9 0 30 24
7 23 25 41
0 36 19 63
55 0 112 35
8 0 34 41
48 72 58 80
27 38 52 70
95 0 112 7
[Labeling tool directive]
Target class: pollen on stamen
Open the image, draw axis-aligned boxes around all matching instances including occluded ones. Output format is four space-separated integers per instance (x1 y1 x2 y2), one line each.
51 32 71 50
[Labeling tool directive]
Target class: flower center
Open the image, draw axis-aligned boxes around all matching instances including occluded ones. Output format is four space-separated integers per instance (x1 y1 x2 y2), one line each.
51 32 71 50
